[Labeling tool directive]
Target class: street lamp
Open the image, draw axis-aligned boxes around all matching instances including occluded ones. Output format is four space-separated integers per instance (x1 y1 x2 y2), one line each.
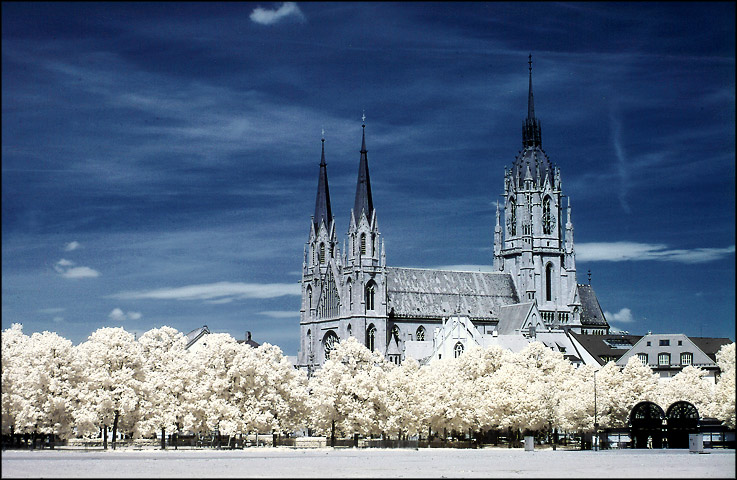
593 369 599 451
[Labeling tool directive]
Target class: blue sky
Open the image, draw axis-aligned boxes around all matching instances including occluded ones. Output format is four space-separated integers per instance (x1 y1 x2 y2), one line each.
2 2 735 354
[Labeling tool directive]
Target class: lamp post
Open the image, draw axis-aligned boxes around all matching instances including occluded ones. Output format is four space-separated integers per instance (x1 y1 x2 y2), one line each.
593 369 599 451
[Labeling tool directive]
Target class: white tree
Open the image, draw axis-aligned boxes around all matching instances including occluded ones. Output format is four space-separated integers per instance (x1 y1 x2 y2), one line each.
308 337 389 443
382 357 422 441
2 324 30 436
657 365 715 417
714 343 735 428
74 327 145 449
138 326 192 448
186 333 242 445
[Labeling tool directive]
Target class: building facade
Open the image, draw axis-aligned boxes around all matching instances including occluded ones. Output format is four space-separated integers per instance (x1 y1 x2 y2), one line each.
297 58 610 372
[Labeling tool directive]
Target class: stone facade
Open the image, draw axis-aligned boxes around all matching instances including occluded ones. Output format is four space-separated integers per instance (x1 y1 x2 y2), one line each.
297 59 610 372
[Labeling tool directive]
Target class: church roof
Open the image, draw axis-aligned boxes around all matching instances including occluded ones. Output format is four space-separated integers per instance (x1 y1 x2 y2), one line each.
496 302 534 335
185 325 210 349
512 146 553 188
385 267 519 321
577 284 609 327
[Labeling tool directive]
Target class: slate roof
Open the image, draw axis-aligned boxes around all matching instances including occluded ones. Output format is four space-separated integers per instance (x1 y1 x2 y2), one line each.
569 332 643 366
512 146 552 187
313 138 332 231
577 284 609 327
386 268 519 321
687 337 733 362
496 302 534 335
185 325 210 349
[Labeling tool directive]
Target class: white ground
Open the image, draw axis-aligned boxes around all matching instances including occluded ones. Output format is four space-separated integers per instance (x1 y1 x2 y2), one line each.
2 447 735 478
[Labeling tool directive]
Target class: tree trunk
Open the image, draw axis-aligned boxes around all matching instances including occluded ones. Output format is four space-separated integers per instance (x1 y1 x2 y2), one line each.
353 433 359 448
112 411 119 450
272 431 277 448
161 427 166 450
330 420 336 448
103 425 108 450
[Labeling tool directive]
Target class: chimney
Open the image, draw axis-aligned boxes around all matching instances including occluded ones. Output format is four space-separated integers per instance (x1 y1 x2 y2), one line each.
246 331 252 342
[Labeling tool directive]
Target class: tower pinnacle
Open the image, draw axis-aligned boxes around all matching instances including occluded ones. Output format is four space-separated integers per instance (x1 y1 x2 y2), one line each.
353 116 373 223
313 136 332 231
523 54 542 148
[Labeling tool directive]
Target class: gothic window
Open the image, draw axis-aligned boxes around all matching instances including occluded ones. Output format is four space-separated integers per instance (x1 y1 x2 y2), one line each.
365 282 376 311
307 286 312 309
526 193 532 214
545 263 553 302
638 353 648 366
508 198 516 236
319 243 325 264
323 331 339 360
543 196 552 234
658 353 671 366
680 352 693 366
454 342 464 358
372 234 376 256
391 325 400 343
367 324 376 352
416 326 426 341
347 324 352 337
360 234 367 255
348 281 353 310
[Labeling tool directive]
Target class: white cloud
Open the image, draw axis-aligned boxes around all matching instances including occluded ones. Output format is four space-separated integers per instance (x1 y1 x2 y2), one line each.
108 308 143 322
64 241 80 251
604 307 634 324
259 310 298 318
250 2 305 25
54 259 100 278
576 242 735 264
52 316 64 323
108 281 301 302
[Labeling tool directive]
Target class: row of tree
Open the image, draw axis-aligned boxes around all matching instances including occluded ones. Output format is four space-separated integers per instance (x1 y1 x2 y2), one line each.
2 324 735 448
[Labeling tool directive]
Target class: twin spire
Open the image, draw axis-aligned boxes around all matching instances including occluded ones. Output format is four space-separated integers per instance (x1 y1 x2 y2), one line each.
312 117 374 233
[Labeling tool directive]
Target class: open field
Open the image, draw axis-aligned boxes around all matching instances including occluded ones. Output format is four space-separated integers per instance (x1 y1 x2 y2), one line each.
2 447 735 478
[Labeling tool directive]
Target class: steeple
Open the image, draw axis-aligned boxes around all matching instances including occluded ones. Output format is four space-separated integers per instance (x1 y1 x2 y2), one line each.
314 133 332 232
522 54 542 149
353 114 374 224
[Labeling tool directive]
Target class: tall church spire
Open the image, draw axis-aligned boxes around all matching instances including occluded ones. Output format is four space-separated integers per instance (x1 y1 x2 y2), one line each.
522 54 542 149
353 114 373 224
314 133 332 231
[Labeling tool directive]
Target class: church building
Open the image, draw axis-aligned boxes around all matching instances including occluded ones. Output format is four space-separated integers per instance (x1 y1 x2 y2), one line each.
297 58 609 371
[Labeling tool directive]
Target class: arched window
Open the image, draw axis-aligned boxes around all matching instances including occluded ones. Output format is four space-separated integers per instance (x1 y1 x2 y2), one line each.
319 243 325 264
545 263 553 302
366 324 376 352
454 341 464 358
306 329 312 353
416 326 426 341
372 234 376 256
543 196 552 234
365 282 375 311
323 331 339 360
391 325 400 343
508 198 517 236
348 280 353 310
307 286 312 309
360 233 367 255
347 324 352 337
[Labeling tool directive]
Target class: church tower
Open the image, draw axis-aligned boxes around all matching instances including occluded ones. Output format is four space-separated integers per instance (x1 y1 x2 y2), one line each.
494 56 582 330
299 133 342 370
343 116 388 356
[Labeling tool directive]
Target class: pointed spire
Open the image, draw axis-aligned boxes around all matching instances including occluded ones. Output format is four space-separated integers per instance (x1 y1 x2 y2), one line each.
353 115 374 224
522 54 542 149
313 134 332 232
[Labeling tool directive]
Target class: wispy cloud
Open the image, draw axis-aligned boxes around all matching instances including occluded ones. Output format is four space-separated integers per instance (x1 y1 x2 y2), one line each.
109 281 301 302
604 307 634 324
53 259 100 279
64 241 80 251
250 2 305 25
108 308 142 322
609 106 631 214
259 310 299 318
577 242 735 264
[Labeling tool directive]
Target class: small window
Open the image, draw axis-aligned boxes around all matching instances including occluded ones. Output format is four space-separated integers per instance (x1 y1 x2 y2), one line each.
681 352 693 366
391 325 400 343
659 339 670 346
360 234 367 255
319 243 325 264
366 324 376 352
678 340 682 346
365 284 375 311
637 353 648 366
416 326 426 342
454 342 464 358
646 341 651 346
658 353 670 366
